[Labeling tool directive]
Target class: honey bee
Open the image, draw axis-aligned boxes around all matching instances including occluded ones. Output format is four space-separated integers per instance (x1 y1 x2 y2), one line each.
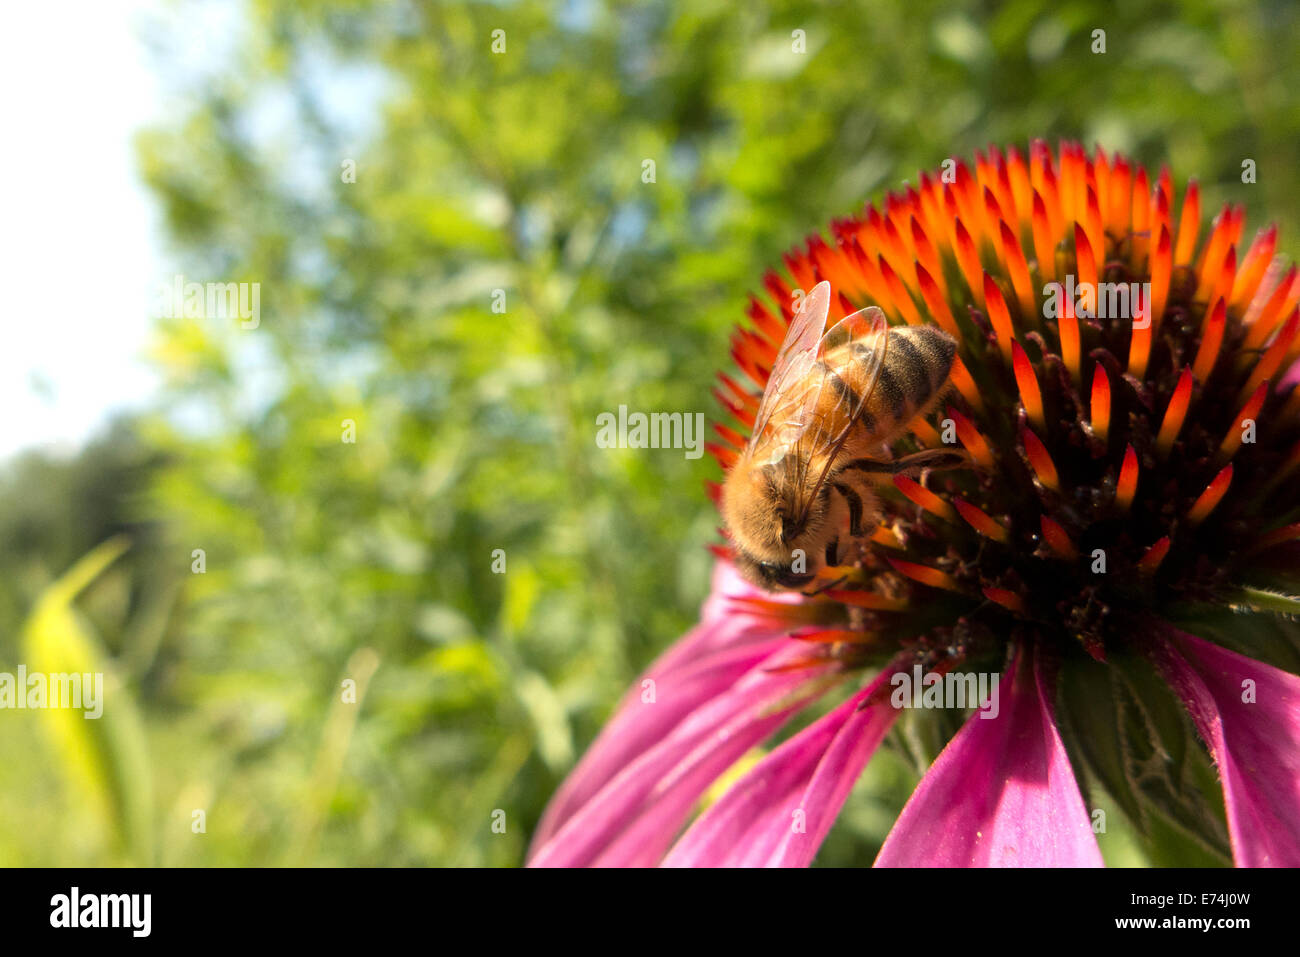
722 280 964 591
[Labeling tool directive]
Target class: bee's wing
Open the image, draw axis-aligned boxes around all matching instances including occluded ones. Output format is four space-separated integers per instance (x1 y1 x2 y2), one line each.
785 307 890 518
747 281 833 459
747 290 890 477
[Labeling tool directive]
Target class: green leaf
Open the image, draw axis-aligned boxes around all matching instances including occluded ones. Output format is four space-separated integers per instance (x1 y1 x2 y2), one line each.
1059 651 1232 865
1057 655 1143 827
1164 603 1300 674
1109 654 1232 865
19 538 154 864
1230 586 1300 616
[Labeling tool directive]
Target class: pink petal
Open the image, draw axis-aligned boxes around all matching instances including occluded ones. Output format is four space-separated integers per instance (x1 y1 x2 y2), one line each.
1149 625 1300 866
528 642 830 867
530 562 799 851
635 561 804 680
664 658 905 867
876 644 1103 867
530 635 785 850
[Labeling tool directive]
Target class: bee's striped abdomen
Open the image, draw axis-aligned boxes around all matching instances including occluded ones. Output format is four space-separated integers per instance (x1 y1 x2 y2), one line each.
802 323 957 462
867 326 956 434
814 325 955 443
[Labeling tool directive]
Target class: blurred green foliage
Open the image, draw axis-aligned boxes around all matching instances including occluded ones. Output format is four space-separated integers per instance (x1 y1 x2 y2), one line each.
3 0 1300 865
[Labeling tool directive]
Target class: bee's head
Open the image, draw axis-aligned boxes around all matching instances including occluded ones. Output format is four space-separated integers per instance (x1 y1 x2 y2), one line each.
731 548 817 591
721 460 830 591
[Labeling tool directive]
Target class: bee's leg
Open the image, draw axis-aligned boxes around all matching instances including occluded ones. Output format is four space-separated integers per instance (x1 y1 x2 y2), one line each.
839 457 895 476
891 448 971 475
830 482 863 536
825 538 839 567
841 448 970 477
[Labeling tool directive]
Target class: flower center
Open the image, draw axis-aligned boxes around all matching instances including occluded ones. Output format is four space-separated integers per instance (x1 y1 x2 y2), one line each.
716 144 1300 673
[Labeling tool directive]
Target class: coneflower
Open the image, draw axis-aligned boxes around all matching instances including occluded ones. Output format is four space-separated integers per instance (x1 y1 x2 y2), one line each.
529 141 1300 868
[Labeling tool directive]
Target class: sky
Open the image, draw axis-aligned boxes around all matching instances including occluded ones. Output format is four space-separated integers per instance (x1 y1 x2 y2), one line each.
0 1 163 460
